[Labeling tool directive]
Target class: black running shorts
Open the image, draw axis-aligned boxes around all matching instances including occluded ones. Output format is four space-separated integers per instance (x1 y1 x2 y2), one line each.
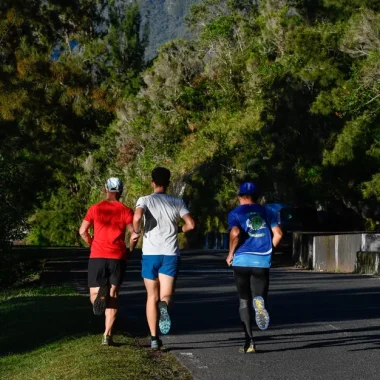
88 258 126 288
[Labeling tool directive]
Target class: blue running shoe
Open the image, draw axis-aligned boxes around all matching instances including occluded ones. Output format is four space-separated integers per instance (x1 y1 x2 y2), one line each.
158 301 171 335
151 338 163 350
253 296 270 330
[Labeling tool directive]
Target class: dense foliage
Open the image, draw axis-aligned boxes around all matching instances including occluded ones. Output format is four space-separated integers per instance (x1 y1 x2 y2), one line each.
108 0 380 239
0 0 146 249
1 0 379 249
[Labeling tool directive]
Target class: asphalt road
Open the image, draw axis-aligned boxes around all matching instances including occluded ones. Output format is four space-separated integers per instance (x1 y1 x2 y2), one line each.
45 250 380 380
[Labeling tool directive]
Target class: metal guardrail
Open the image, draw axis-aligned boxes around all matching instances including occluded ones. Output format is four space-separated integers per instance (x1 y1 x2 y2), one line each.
204 232 229 249
9 246 90 259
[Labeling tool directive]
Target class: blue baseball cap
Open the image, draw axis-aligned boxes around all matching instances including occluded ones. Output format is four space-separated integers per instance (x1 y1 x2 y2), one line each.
105 177 123 193
238 182 256 196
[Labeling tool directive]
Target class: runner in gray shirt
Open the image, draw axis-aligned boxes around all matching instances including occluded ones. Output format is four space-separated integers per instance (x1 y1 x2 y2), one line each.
131 167 195 350
136 193 189 255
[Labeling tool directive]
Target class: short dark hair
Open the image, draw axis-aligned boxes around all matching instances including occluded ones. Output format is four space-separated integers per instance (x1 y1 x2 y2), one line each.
239 194 256 202
152 167 171 187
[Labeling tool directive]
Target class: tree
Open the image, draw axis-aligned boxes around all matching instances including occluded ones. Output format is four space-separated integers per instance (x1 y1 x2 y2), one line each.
111 0 380 242
26 1 148 246
1 1 147 248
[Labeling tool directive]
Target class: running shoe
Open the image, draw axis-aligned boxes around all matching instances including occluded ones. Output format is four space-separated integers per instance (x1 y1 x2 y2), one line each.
239 339 256 354
158 301 171 335
93 285 108 316
101 334 113 346
150 338 163 350
253 296 270 330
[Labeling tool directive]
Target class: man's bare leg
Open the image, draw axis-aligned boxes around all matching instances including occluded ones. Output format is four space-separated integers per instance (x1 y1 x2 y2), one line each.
144 278 160 337
105 285 120 336
157 273 176 335
90 287 99 304
158 273 175 306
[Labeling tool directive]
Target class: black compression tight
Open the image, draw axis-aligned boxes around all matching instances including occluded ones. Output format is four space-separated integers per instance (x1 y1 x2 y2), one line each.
233 267 269 339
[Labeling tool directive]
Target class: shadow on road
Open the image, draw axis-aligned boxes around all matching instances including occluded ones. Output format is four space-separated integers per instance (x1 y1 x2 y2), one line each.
36 250 380 356
121 268 380 354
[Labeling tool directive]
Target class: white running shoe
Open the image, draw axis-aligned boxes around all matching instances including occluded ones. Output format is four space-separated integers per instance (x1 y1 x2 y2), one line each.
253 296 270 330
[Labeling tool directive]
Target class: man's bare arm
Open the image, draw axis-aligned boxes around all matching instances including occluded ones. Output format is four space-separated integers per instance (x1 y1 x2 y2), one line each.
127 223 138 252
226 226 240 266
79 220 93 246
180 213 195 233
130 207 144 245
271 226 283 248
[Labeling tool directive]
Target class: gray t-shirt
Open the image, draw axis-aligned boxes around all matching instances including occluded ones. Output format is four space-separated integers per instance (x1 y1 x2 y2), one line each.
136 193 190 256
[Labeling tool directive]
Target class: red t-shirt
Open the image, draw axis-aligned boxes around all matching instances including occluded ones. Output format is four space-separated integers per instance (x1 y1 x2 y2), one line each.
84 200 134 259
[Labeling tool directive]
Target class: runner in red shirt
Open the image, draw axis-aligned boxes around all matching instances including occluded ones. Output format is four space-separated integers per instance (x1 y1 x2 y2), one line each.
79 177 136 346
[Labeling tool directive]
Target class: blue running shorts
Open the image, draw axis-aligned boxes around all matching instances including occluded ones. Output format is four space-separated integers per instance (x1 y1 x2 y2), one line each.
142 255 180 280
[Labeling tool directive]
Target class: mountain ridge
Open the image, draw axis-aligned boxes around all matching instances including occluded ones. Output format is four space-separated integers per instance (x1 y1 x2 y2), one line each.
133 0 201 58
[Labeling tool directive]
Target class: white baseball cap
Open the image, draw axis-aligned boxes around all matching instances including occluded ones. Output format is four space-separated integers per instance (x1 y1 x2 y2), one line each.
105 177 123 193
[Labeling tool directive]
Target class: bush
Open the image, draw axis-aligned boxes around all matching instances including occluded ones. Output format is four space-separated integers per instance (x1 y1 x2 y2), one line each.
0 252 43 288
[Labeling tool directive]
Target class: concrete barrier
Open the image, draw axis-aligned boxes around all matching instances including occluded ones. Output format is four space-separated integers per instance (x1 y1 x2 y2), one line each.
292 232 357 270
354 234 380 274
356 252 380 275
337 234 362 272
361 234 380 252
293 232 314 269
293 232 379 273
313 235 336 272
313 234 361 272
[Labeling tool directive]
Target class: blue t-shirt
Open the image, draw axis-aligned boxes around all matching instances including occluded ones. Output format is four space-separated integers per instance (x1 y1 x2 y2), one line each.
228 204 278 268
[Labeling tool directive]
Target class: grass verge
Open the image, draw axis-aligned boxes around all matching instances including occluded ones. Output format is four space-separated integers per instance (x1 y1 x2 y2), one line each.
0 285 191 380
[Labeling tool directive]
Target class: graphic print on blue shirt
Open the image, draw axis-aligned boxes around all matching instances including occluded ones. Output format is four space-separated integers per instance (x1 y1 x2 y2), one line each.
228 204 278 268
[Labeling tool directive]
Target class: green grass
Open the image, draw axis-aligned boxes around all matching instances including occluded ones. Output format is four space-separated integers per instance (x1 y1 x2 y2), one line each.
0 285 192 380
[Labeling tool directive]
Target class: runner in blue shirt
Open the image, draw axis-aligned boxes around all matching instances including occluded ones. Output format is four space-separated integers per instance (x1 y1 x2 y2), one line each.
226 182 283 353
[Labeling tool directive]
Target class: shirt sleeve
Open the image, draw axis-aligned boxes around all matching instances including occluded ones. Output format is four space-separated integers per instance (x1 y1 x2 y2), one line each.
179 199 190 218
84 206 94 224
266 208 279 228
124 207 134 225
136 196 146 210
228 211 240 231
